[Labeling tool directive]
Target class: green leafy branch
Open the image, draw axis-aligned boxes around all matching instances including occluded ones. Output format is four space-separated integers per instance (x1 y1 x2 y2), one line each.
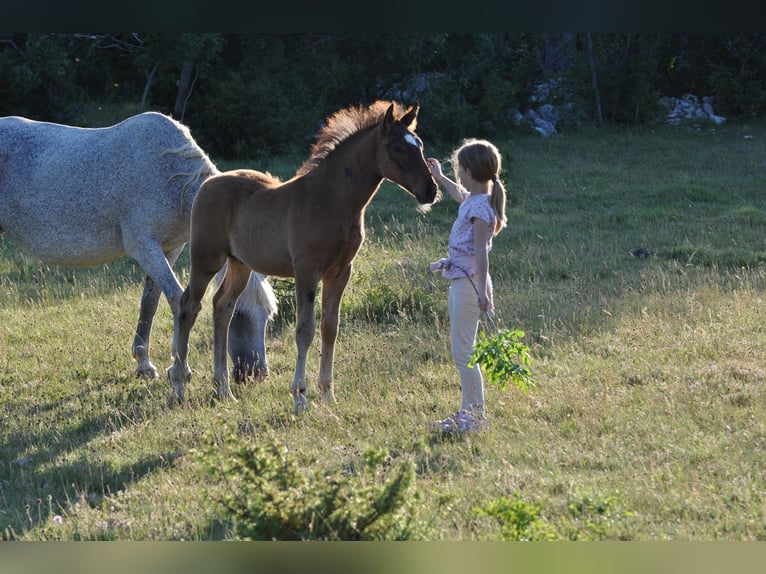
469 328 535 393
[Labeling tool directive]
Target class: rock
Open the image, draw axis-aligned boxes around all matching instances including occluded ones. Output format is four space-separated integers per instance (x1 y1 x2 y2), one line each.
661 94 725 126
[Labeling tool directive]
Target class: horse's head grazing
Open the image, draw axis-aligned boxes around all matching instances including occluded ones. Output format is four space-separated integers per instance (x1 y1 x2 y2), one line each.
378 102 438 206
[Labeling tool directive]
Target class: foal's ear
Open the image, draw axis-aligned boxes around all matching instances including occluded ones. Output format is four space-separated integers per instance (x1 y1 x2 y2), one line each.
399 102 419 130
383 103 396 130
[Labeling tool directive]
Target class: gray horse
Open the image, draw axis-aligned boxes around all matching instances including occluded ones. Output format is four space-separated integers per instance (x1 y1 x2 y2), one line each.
0 112 277 397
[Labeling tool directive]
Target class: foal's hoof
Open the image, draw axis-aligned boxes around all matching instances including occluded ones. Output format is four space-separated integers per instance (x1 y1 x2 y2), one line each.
166 364 190 407
167 383 186 408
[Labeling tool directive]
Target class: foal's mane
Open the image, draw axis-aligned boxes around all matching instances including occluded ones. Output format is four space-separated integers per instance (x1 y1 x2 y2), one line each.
296 100 409 177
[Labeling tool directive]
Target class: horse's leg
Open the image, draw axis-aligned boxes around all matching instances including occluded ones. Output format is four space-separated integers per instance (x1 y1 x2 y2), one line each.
211 258 252 402
291 274 320 413
166 265 218 406
132 244 185 379
318 267 351 404
133 275 162 378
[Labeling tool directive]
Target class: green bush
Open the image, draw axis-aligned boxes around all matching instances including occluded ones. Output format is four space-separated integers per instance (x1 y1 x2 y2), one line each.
476 490 634 541
200 432 429 540
475 493 558 541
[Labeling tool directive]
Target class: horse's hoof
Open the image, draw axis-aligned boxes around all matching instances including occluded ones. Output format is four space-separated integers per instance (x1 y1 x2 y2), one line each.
254 367 269 382
294 394 309 414
135 360 159 379
167 363 191 382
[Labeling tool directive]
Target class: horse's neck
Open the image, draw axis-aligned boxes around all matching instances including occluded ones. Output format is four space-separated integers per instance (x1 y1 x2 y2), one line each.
317 131 383 214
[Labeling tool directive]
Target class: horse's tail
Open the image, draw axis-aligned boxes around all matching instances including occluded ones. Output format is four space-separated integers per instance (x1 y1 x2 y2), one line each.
242 272 279 320
160 141 220 205
215 265 278 321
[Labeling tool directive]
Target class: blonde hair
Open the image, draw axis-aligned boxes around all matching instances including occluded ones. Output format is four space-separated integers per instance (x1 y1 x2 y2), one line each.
452 138 508 235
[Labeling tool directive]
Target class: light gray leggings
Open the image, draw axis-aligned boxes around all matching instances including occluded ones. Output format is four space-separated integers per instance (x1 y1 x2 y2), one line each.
449 276 485 417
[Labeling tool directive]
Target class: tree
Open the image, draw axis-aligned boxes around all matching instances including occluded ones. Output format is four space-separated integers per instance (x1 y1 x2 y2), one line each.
3 33 766 158
0 33 81 121
131 33 223 120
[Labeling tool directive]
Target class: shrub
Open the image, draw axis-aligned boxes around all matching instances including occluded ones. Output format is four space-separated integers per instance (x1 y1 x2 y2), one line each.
475 493 558 541
200 432 429 540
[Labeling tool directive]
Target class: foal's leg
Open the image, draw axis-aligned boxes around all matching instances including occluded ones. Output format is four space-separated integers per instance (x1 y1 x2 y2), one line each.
211 258 252 402
292 275 320 413
132 244 185 379
166 266 218 405
317 267 351 404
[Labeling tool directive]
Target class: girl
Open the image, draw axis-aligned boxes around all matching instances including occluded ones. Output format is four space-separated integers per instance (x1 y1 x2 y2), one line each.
427 139 508 433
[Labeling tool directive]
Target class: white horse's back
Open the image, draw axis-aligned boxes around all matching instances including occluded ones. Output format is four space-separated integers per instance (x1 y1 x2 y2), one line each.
0 112 217 266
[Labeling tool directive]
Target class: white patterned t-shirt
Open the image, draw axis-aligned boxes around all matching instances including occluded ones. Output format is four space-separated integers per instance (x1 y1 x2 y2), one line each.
441 193 496 280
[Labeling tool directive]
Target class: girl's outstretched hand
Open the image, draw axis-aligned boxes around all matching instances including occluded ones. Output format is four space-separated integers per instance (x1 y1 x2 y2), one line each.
426 157 443 178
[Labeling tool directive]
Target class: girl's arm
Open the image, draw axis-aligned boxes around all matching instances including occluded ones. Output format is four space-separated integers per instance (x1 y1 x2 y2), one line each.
473 218 493 315
427 158 467 203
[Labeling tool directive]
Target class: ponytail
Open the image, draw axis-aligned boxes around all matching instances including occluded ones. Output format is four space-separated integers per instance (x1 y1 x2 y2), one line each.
490 177 507 236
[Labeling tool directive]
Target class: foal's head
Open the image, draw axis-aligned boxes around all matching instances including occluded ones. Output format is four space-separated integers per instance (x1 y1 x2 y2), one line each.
377 102 438 206
299 101 438 206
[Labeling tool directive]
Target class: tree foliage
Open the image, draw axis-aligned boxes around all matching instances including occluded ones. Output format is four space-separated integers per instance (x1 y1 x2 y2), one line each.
2 33 764 158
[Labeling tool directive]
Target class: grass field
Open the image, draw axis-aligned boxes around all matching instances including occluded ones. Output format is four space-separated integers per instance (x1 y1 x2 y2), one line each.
1 117 765 541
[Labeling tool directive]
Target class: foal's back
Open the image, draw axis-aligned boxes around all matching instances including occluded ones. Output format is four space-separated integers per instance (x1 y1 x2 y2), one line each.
191 168 297 278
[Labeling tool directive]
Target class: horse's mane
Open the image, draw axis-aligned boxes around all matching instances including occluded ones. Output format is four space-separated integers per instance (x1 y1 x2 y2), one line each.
296 100 409 177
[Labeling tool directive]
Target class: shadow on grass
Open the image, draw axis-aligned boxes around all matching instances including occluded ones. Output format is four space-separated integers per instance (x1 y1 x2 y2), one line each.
0 378 177 538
